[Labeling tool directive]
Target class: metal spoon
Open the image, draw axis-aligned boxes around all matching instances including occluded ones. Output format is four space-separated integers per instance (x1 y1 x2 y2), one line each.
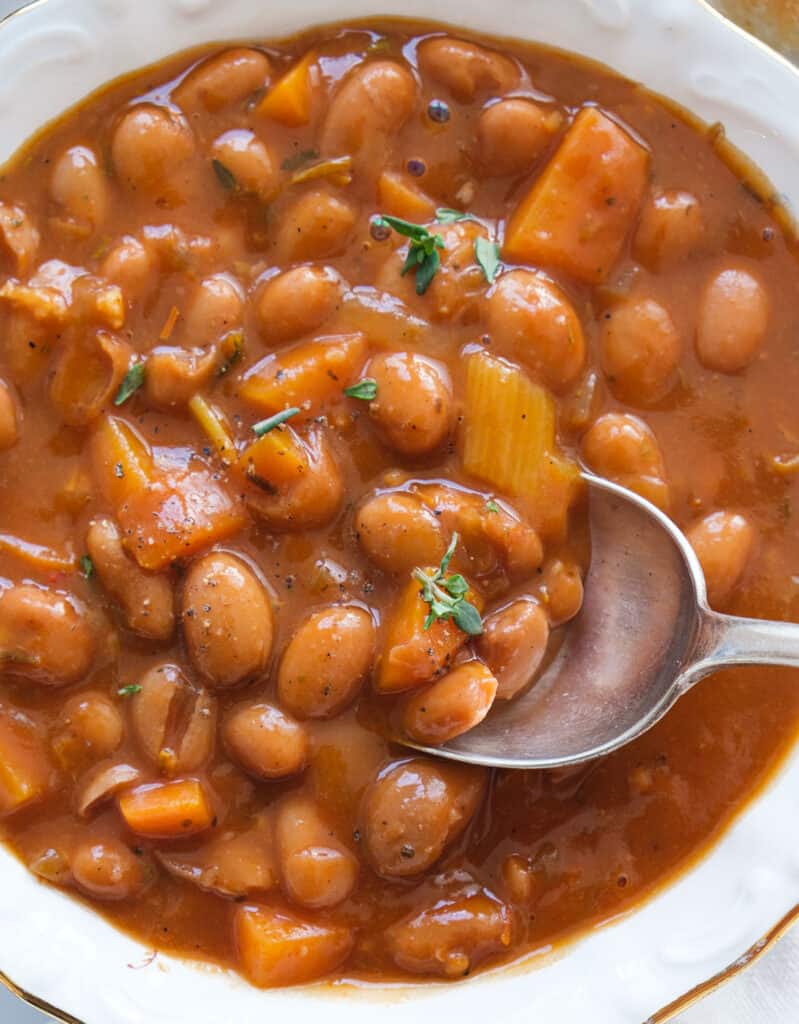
405 472 799 769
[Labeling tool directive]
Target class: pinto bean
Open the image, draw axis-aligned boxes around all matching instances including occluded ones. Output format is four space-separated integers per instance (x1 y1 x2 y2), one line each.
367 352 453 457
49 331 131 427
696 266 770 373
101 235 156 301
0 201 39 274
539 559 584 626
485 269 585 391
275 793 358 908
386 887 514 978
0 584 94 686
355 491 446 574
50 145 110 230
71 838 150 901
174 48 271 113
51 692 124 772
277 605 375 719
182 274 243 347
182 552 273 688
223 702 309 780
130 663 215 775
211 130 278 201
582 412 670 510
634 189 704 270
361 757 486 878
111 104 195 195
478 99 561 176
417 37 519 102
0 378 20 450
87 518 174 641
402 661 498 744
254 265 343 344
144 346 218 408
686 510 754 607
273 189 357 262
600 297 681 405
477 599 549 700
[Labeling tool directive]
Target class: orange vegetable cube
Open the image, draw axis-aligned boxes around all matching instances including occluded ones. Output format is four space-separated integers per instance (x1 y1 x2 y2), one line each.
503 107 649 283
237 426 309 490
92 415 154 507
118 778 213 839
0 708 51 817
376 574 483 694
235 904 352 987
256 52 316 126
240 334 367 417
377 171 436 222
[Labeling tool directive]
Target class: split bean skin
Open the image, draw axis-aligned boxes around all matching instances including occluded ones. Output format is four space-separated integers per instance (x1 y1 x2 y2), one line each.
0 18 797 994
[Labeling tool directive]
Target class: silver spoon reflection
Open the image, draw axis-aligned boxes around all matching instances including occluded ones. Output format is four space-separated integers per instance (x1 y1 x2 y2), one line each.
402 472 799 769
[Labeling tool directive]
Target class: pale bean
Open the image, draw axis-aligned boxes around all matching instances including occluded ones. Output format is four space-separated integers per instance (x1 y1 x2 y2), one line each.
361 758 486 878
182 552 273 688
49 331 131 427
101 235 156 301
539 560 584 626
273 189 356 262
686 510 754 607
477 599 549 700
174 47 271 113
71 838 149 901
182 274 243 346
50 145 109 229
355 491 446 574
634 189 704 270
254 265 343 343
320 60 416 166
696 266 770 373
367 352 453 457
275 793 358 908
417 37 519 102
51 693 123 771
402 661 498 744
144 346 218 408
582 412 670 510
478 99 561 176
600 297 681 405
211 130 278 201
0 201 39 274
111 105 195 194
0 585 94 686
223 702 309 780
277 605 375 719
485 269 585 390
130 663 215 774
0 379 20 450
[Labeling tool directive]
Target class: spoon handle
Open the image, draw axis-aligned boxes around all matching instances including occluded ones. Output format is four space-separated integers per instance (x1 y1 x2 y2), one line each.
684 609 799 688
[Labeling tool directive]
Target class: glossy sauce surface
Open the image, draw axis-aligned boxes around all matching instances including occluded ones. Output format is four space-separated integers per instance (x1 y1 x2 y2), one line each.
1 20 799 988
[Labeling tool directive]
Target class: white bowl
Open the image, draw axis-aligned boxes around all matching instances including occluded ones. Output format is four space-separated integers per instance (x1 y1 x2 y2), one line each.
2 1 799 1021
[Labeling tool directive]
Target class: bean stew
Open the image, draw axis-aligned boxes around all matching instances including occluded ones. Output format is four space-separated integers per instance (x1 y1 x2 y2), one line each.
1 19 799 989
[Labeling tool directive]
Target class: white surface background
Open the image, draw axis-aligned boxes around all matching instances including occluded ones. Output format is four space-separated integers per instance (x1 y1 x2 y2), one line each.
0 0 797 1019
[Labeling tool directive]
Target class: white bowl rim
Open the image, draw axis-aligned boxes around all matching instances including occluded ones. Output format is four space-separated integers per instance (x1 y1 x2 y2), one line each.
2 1 799 1022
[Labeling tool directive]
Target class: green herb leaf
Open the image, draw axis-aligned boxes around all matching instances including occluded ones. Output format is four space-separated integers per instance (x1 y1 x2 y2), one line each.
117 684 142 698
212 159 238 192
80 555 94 580
411 532 483 636
217 331 244 377
475 236 501 283
281 148 320 172
435 208 486 227
344 378 378 401
114 362 145 406
485 500 500 514
252 407 301 436
377 214 446 295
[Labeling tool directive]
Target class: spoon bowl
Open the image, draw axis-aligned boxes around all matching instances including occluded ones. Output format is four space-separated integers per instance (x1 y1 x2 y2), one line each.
405 473 799 769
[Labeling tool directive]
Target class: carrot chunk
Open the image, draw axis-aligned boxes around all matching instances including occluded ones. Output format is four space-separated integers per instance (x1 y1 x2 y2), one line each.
256 52 316 126
503 107 649 283
118 779 213 839
377 171 436 222
235 904 352 987
92 414 154 507
0 708 51 817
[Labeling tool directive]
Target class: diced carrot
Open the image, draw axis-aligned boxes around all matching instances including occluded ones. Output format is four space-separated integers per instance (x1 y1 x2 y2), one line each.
235 904 352 987
377 171 436 222
375 574 483 694
117 466 246 571
503 107 649 283
256 52 316 126
239 334 367 417
0 707 51 817
237 427 308 491
117 778 213 839
92 414 154 507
